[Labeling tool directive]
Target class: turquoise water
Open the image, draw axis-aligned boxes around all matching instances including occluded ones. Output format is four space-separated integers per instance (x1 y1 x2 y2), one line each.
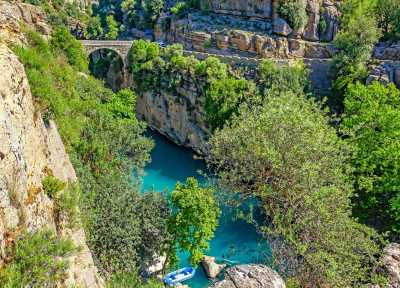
140 131 270 288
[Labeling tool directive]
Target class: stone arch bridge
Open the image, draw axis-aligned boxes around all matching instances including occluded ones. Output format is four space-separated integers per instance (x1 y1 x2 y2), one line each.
80 40 133 65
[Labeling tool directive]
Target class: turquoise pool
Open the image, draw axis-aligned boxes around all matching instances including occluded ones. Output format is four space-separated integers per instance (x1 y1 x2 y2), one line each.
140 131 270 288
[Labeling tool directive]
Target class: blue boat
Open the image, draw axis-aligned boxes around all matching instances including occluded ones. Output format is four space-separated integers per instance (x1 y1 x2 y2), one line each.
163 267 196 286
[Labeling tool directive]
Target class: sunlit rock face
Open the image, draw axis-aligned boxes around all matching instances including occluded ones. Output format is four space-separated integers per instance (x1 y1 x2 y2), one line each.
210 264 286 288
200 0 273 19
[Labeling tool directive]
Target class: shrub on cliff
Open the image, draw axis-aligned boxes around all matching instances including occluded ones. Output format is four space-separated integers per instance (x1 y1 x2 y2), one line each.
0 230 74 287
341 82 400 234
277 0 308 31
208 90 385 287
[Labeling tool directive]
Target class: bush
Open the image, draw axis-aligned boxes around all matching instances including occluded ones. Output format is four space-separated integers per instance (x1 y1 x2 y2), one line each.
257 60 310 96
106 271 163 288
277 0 308 30
0 230 74 287
42 175 66 198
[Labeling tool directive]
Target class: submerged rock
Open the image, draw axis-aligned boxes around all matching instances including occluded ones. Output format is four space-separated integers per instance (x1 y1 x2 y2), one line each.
210 264 285 288
202 255 227 278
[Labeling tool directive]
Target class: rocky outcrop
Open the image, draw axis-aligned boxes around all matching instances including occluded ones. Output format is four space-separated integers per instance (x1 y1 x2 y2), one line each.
273 18 292 37
0 0 51 45
202 255 227 278
374 42 400 61
200 0 273 19
136 81 210 154
382 243 400 288
320 0 340 42
367 62 400 88
210 264 285 288
0 43 104 287
303 0 320 41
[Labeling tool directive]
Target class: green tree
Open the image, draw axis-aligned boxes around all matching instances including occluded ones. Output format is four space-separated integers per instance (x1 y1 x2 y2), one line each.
208 90 384 287
143 0 164 23
205 78 256 130
257 60 310 95
86 15 104 39
167 178 220 266
375 0 400 40
332 0 380 106
341 81 400 233
105 15 119 40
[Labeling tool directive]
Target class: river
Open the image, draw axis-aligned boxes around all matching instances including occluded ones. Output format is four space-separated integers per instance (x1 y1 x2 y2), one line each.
140 130 270 288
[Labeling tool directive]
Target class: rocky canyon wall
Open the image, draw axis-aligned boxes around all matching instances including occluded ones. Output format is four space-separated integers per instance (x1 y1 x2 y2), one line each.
136 75 210 155
0 1 103 286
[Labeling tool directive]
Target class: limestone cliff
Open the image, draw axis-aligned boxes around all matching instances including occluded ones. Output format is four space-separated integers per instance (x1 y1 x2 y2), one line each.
0 1 104 286
136 77 210 154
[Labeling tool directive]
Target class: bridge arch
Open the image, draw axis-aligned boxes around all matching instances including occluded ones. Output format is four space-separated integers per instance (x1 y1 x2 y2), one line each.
80 41 134 90
80 40 134 66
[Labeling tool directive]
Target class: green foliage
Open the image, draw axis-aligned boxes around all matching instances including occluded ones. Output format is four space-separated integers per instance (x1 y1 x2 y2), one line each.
341 82 400 233
168 178 220 266
86 15 104 39
105 15 120 40
106 271 163 288
257 60 310 95
14 30 168 275
170 2 187 17
205 78 256 130
332 0 380 106
277 0 308 30
143 0 165 23
375 0 400 41
42 173 81 228
50 27 89 72
23 0 89 28
208 90 385 287
42 175 66 199
0 230 74 287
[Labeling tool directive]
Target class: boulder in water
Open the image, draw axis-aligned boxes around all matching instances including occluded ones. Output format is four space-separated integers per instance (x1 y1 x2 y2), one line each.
210 264 285 288
202 255 227 278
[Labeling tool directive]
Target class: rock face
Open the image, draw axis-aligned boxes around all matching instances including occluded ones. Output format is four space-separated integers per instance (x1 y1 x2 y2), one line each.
382 243 400 288
210 264 286 288
320 0 340 42
202 255 227 278
136 81 211 154
273 18 293 37
0 0 51 45
367 62 400 88
0 43 104 288
200 0 273 19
